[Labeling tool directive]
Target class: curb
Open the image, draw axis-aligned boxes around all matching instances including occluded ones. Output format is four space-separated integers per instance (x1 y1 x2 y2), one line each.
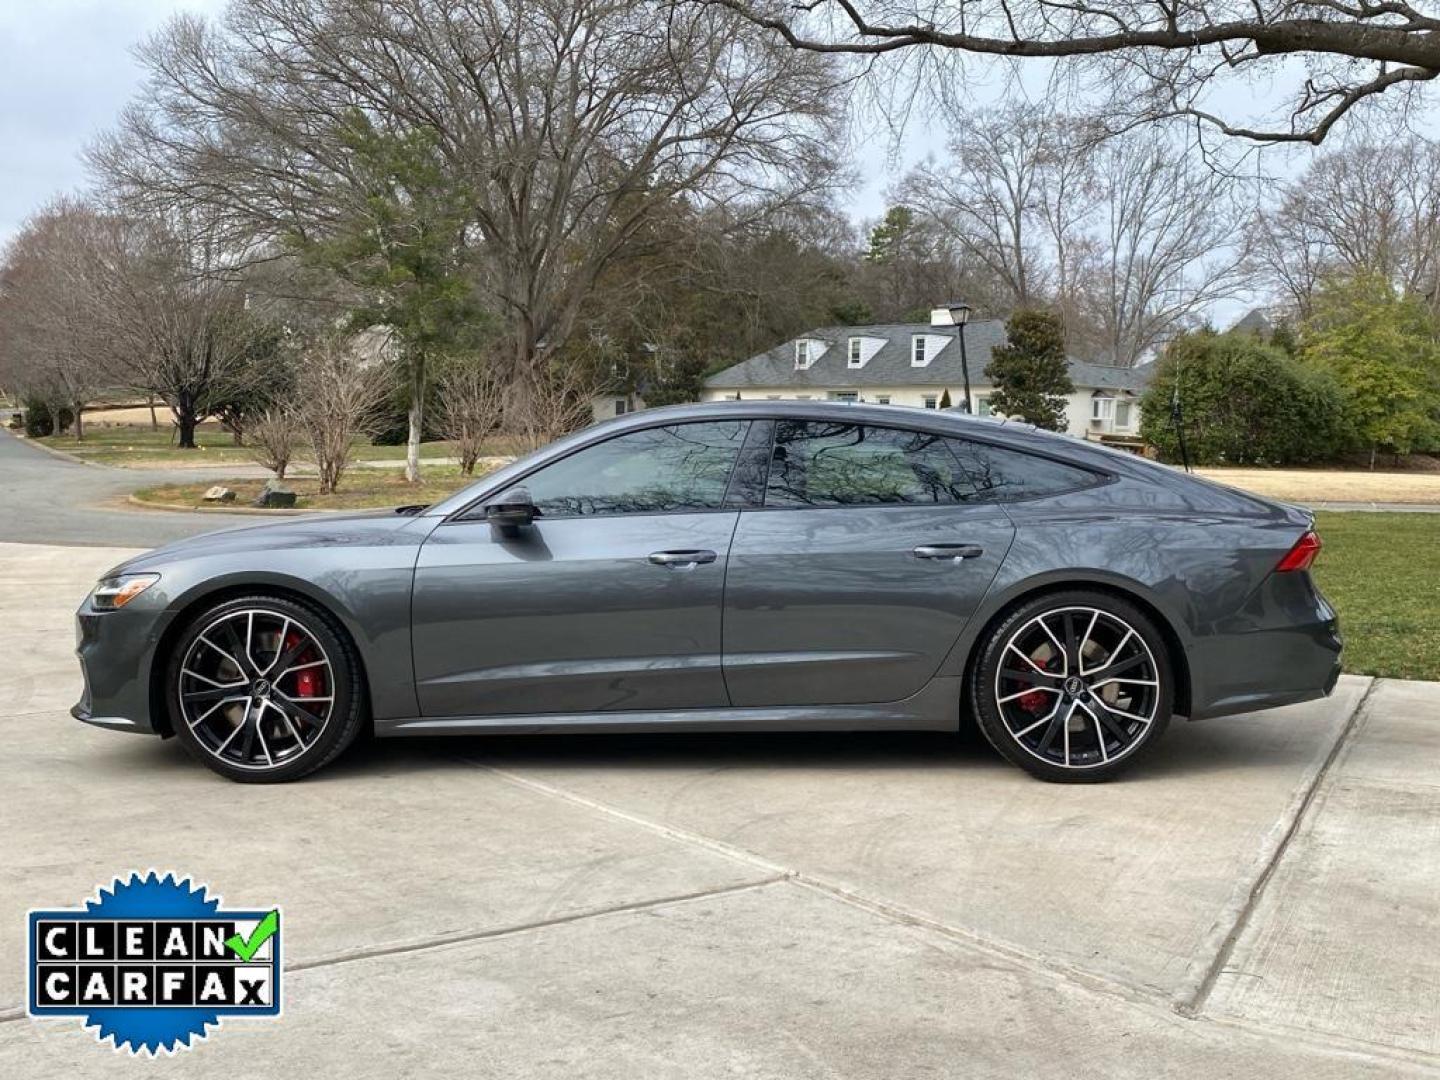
5 432 110 469
124 494 342 517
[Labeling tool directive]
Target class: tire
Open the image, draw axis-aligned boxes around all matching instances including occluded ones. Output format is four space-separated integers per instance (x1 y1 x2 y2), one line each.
969 590 1173 783
165 594 367 783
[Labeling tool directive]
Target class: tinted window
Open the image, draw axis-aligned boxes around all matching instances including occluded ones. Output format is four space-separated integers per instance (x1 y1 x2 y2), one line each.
947 439 1099 502
521 421 749 517
765 421 976 507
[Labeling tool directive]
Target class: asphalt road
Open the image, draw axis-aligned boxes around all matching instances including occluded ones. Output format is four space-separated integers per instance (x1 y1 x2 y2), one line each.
0 428 262 547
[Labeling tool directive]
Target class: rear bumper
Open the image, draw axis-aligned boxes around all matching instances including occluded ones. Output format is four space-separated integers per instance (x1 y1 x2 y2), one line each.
1187 585 1343 721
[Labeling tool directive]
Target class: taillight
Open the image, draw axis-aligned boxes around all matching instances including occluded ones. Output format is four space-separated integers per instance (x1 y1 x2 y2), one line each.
1276 530 1322 573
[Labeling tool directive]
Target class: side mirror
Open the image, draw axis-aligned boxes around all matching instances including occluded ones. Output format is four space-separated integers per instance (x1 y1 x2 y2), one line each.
484 487 536 538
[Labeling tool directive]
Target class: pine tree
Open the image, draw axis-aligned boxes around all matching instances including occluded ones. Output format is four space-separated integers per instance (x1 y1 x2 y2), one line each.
986 310 1074 430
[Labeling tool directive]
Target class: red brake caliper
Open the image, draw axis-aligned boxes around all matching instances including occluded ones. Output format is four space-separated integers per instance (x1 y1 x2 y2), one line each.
282 631 325 700
1016 647 1054 713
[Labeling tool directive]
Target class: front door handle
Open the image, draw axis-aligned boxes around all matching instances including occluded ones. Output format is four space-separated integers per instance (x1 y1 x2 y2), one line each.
648 549 718 570
913 544 984 562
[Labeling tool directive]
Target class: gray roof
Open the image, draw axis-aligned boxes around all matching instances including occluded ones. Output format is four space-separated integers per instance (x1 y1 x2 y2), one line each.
1229 308 1275 336
705 321 1152 392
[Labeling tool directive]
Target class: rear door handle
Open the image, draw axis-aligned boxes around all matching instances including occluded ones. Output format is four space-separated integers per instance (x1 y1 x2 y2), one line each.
648 549 718 569
913 544 984 562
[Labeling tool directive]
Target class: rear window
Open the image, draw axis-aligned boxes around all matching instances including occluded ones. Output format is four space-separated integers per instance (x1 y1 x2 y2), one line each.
765 420 976 507
946 439 1101 502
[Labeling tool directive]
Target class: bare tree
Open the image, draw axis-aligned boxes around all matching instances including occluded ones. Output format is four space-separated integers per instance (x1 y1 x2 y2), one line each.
504 363 601 453
294 334 387 494
92 0 844 464
716 2 1440 146
898 111 1245 363
1252 139 1440 315
901 106 1060 309
437 362 505 476
246 406 303 480
1076 132 1250 365
0 199 114 439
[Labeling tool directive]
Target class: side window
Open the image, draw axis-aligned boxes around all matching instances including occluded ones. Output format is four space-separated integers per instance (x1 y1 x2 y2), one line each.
947 439 1101 502
765 421 976 508
520 421 749 517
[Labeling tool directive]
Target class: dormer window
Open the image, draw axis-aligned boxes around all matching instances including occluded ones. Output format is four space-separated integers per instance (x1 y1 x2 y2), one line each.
848 337 862 367
794 339 810 369
912 335 926 366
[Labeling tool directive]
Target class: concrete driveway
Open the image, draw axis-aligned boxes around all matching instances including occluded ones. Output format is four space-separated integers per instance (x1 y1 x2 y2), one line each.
1 540 1437 1077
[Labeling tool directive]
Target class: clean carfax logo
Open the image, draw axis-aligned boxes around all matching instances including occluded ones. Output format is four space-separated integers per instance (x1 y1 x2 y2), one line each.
26 871 282 1055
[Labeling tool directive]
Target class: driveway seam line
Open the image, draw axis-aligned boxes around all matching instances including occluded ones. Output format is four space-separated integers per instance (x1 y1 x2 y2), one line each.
1173 675 1380 1018
0 875 788 1023
288 874 788 973
466 757 1159 1007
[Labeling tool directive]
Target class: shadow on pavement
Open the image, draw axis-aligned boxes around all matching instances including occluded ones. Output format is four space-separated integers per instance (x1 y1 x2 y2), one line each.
84 713 1327 786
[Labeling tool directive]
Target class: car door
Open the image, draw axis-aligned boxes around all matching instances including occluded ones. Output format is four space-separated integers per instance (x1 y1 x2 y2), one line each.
722 418 1016 707
411 419 751 717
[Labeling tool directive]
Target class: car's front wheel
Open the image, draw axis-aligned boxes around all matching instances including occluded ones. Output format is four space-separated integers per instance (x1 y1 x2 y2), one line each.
970 590 1173 782
166 595 366 782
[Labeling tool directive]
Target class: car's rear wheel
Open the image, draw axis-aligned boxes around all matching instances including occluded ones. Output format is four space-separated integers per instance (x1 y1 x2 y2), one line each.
166 595 366 782
970 590 1172 782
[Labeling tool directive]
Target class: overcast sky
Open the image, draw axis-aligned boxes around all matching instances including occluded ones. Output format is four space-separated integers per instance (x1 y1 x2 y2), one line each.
0 1 228 251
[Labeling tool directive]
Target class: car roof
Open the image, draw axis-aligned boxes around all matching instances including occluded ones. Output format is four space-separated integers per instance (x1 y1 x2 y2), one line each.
605 400 1097 461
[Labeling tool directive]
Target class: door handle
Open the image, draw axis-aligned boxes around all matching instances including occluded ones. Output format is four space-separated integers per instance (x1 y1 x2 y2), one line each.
913 544 984 561
648 549 718 569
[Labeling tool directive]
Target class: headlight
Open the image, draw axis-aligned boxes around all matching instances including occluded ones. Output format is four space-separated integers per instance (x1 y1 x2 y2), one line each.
91 574 160 611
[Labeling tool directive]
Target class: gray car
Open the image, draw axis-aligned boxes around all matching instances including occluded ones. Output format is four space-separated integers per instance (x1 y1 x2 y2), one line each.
73 401 1341 783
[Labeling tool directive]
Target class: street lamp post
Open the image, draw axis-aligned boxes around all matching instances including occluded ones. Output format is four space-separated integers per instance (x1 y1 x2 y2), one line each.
929 302 973 413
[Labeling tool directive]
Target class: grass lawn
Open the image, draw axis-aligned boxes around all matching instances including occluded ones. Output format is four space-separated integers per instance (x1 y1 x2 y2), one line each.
32 425 521 467
1312 512 1440 682
133 466 488 511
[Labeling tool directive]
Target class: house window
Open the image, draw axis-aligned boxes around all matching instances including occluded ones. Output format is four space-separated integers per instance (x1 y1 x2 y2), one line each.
794 340 810 369
1115 401 1133 428
912 336 927 366
614 399 629 416
923 395 938 409
876 395 891 405
1091 396 1115 421
848 338 863 367
976 397 992 417
830 391 858 403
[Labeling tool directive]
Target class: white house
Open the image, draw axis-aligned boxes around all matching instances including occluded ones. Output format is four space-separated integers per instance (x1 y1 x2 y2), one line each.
672 320 1152 440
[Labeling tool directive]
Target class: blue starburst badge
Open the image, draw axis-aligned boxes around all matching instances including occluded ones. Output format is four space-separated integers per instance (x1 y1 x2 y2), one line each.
27 871 282 1055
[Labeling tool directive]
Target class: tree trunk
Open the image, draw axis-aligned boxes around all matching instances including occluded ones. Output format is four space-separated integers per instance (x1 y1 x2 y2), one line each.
176 393 198 449
73 401 84 442
1369 444 1377 471
405 349 425 484
148 395 158 431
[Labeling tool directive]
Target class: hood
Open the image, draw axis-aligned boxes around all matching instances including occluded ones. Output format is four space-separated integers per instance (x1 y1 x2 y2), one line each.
105 510 430 577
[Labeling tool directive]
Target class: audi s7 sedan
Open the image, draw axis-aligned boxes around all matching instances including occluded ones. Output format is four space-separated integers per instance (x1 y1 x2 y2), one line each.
73 401 1341 783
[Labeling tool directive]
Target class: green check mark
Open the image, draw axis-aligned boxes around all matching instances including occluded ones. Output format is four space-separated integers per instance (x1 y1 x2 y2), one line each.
225 910 279 961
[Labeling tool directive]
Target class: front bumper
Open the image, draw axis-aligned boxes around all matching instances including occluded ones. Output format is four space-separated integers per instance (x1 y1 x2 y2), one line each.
72 601 173 736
